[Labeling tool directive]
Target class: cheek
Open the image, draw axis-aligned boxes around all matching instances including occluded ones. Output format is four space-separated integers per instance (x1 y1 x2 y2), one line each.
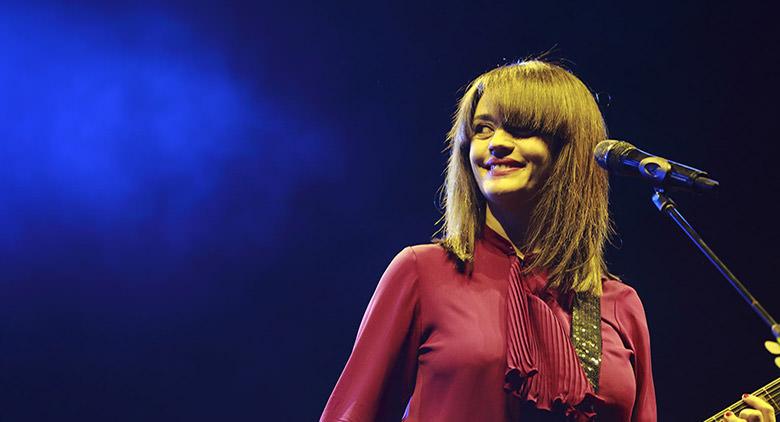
525 142 553 167
467 144 481 173
468 142 478 162
533 151 555 183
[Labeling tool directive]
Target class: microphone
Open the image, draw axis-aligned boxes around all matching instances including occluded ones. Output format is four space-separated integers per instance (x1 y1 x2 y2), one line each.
594 140 719 193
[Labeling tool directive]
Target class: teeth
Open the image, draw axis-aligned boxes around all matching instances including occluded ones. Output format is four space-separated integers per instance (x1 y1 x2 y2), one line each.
490 164 518 171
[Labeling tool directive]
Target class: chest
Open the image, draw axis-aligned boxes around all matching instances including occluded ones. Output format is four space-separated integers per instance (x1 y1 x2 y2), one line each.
414 277 637 415
417 279 507 371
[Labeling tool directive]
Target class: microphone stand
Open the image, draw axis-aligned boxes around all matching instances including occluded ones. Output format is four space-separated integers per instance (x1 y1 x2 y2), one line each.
651 188 780 342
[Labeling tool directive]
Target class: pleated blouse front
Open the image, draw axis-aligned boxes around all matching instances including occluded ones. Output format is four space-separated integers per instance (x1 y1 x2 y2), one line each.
321 226 656 421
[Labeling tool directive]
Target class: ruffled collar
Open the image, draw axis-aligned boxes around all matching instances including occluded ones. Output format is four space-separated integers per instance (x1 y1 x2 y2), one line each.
482 223 603 420
479 224 549 295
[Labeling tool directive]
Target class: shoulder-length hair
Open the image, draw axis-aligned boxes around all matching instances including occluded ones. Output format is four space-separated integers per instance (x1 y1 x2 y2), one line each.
434 60 612 296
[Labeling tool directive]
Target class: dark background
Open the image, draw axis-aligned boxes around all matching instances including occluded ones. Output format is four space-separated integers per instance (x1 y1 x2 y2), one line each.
1 1 778 420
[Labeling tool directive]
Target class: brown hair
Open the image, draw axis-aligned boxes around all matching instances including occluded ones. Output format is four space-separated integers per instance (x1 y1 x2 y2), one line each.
434 60 612 295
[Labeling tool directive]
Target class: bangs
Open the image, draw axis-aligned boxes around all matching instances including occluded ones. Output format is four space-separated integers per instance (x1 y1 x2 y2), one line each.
474 65 580 142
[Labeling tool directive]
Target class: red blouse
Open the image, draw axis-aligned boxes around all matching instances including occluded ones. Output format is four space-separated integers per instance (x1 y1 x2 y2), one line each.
321 226 656 421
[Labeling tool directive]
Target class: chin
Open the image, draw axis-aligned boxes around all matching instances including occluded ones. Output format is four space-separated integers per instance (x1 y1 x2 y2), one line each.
484 189 531 200
482 185 538 203
483 183 530 195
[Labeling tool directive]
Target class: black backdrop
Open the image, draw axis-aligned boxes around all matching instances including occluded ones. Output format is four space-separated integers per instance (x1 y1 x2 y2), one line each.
1 1 778 420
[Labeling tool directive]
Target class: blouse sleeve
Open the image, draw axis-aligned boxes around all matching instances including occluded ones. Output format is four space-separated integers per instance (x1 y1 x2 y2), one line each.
617 286 658 422
321 247 421 422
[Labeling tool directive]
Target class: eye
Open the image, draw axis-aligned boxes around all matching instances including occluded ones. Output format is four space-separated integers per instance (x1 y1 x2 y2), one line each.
472 123 494 139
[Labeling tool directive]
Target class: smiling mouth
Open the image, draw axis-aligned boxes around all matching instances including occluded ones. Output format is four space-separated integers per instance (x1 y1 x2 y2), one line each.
487 164 525 176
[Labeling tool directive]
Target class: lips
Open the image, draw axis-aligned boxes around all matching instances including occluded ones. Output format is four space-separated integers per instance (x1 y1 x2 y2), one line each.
487 166 523 177
483 158 526 172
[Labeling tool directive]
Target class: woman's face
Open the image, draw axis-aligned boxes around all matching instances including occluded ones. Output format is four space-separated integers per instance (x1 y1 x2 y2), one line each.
469 90 554 207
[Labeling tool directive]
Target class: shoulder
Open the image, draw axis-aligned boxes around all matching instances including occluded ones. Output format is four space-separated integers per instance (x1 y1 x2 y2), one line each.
380 243 462 288
380 243 449 283
601 278 650 333
368 247 421 306
407 243 450 263
370 244 452 304
602 278 643 306
381 241 454 272
380 246 419 281
406 243 462 278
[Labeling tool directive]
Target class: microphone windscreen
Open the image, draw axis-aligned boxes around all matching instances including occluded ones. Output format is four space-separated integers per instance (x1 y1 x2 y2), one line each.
594 140 620 169
594 140 634 170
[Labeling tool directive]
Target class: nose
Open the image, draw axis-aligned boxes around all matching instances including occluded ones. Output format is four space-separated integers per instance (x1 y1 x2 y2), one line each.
488 129 515 156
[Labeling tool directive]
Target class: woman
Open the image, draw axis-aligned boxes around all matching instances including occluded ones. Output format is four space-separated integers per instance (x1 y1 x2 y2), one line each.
320 60 773 421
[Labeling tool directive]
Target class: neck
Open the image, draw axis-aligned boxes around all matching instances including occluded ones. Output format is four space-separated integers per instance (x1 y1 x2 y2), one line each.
485 203 531 259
